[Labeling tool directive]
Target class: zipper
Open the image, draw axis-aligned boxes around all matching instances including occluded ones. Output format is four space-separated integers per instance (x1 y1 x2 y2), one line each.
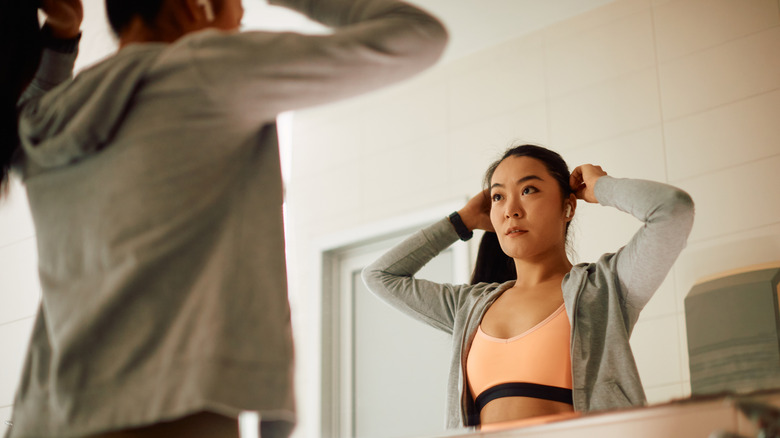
567 267 588 411
459 285 508 425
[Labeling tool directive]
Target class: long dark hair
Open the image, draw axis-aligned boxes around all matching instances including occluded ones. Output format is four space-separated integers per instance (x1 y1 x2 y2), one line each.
1 2 44 197
105 0 225 37
470 144 573 285
105 0 167 36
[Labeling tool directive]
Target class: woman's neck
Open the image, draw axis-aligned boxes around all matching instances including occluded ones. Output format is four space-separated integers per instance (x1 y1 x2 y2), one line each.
118 15 190 49
512 250 572 289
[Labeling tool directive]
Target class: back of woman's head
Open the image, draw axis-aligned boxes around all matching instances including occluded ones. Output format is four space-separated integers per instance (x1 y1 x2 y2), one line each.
470 144 573 285
1 1 43 197
105 0 167 36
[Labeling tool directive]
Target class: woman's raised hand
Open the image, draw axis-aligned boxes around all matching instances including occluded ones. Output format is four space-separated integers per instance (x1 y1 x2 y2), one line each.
570 164 607 204
457 189 494 232
41 0 84 39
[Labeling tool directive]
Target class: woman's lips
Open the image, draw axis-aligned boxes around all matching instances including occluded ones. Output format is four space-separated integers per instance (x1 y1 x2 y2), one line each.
506 229 528 236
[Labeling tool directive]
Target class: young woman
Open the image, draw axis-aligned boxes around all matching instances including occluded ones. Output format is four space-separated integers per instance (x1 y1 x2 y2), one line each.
3 0 446 437
363 144 695 429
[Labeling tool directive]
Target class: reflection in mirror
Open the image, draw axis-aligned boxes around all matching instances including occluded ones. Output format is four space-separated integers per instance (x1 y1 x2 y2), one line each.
321 231 463 438
283 0 780 437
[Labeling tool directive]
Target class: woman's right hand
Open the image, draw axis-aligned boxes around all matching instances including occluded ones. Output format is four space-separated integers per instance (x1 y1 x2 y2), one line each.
41 0 83 39
457 189 494 232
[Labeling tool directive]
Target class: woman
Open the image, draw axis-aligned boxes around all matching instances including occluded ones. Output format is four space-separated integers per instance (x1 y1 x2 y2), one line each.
3 0 447 437
362 144 695 429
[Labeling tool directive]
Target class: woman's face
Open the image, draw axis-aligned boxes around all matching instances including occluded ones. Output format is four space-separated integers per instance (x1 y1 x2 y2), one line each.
489 156 569 261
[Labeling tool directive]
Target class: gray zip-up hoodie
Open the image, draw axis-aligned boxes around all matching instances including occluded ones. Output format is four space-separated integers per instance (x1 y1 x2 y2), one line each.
9 1 446 436
362 176 695 428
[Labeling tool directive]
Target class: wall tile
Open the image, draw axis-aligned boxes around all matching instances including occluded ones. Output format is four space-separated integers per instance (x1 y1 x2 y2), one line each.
549 68 661 148
291 101 365 176
680 380 691 398
674 222 780 307
645 382 686 405
360 135 452 224
546 10 656 97
631 313 683 387
0 239 40 326
0 406 10 437
0 318 34 407
360 69 448 153
658 27 780 121
561 126 667 181
641 269 679 320
448 36 546 127
675 155 780 243
448 101 549 195
665 89 780 181
678 311 691 383
569 201 644 265
544 0 653 44
0 181 34 248
653 0 780 62
286 157 363 237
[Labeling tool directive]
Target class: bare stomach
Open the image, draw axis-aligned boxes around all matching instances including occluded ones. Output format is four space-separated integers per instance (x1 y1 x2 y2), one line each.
480 397 575 425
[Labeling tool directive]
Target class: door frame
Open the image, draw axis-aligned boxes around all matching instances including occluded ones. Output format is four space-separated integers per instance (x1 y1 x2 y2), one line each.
318 201 470 438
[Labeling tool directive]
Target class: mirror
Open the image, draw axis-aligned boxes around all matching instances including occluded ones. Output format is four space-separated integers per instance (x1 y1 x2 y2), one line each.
279 1 780 437
2 1 777 438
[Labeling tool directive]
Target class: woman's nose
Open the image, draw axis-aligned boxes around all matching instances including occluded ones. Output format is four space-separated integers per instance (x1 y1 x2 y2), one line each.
504 198 523 218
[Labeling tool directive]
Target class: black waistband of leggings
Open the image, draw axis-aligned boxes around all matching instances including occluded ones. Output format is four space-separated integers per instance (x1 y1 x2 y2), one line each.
475 382 573 412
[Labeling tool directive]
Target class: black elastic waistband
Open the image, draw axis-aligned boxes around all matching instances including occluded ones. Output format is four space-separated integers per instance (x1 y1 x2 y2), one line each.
475 382 573 412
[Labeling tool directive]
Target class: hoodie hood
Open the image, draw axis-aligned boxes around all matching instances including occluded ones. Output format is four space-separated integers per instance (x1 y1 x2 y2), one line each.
18 45 164 169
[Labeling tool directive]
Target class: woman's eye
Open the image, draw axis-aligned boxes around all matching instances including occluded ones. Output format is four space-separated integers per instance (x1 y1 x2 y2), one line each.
491 193 503 202
522 186 538 195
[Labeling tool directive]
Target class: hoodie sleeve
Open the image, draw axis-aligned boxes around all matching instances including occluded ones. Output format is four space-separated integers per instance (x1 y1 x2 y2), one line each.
361 218 473 335
187 0 448 120
593 176 695 310
18 34 80 108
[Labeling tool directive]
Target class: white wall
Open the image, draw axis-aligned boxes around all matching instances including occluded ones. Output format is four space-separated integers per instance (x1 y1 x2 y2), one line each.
285 0 780 436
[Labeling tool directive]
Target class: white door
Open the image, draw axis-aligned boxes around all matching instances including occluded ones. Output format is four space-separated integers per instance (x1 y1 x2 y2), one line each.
329 232 468 438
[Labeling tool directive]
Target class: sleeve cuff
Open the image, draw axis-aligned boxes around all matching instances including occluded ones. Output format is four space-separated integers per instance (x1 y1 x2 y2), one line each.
41 24 82 54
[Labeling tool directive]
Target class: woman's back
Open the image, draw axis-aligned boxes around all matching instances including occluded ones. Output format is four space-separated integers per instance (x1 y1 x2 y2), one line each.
15 33 293 435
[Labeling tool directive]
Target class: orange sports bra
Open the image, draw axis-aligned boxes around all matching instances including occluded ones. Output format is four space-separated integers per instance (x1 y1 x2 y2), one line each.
466 303 573 412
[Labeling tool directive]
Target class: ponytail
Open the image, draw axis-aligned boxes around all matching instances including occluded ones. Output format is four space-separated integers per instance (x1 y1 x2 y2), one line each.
470 231 516 285
1 2 43 197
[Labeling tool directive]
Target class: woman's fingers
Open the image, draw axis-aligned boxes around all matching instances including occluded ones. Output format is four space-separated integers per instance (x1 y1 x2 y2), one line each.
41 0 84 39
570 164 607 203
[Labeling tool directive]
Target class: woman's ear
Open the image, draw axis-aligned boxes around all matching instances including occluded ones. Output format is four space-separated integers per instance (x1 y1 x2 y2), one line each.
565 193 577 220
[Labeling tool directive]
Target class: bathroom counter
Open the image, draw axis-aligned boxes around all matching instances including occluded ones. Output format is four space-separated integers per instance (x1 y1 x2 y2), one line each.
445 389 780 438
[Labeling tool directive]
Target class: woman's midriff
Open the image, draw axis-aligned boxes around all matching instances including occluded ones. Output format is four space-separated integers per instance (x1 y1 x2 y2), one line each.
480 397 574 424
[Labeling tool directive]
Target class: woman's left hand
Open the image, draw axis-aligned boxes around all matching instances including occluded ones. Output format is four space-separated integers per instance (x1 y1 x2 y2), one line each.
570 164 607 204
41 0 84 39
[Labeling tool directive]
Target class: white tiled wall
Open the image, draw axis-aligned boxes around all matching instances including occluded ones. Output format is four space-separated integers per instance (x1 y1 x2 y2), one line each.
285 1 780 437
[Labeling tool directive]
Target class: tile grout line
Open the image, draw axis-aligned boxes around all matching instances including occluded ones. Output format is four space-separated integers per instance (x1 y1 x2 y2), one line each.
0 235 36 251
687 219 780 246
546 27 780 120
0 315 36 330
670 150 780 185
654 19 780 65
649 1 670 184
541 30 554 147
661 85 780 125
